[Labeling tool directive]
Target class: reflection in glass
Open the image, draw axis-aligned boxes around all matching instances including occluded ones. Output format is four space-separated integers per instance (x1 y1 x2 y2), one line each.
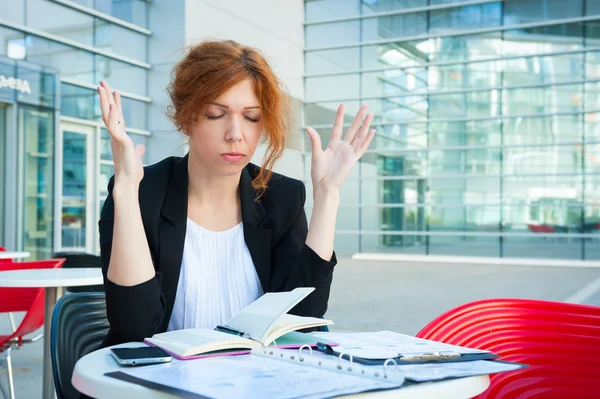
302 0 600 259
61 131 87 250
20 106 54 260
0 105 5 244
61 83 97 120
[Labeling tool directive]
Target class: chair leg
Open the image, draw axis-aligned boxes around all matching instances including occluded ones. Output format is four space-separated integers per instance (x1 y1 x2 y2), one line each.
7 314 16 333
4 347 15 399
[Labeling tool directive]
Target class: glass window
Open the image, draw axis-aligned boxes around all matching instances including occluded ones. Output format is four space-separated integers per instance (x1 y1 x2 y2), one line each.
95 19 147 61
61 129 89 249
120 96 147 130
16 66 57 109
361 0 427 14
361 68 427 98
0 0 25 24
100 128 112 161
430 3 502 32
94 54 147 95
586 0 600 15
305 47 360 75
24 35 95 84
504 0 583 25
61 83 97 120
0 105 5 244
305 0 360 21
362 12 428 42
0 26 26 61
20 106 55 260
27 0 94 46
70 0 148 28
306 74 360 102
305 20 361 48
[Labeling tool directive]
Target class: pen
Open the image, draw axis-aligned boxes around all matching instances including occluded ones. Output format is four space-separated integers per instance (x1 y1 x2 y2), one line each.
215 325 251 339
399 351 461 361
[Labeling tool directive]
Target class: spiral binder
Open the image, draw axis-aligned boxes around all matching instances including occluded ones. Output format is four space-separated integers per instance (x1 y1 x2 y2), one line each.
252 343 406 385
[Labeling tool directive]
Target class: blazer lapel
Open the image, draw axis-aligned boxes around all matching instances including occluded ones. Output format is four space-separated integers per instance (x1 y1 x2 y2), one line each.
158 155 189 331
240 167 272 292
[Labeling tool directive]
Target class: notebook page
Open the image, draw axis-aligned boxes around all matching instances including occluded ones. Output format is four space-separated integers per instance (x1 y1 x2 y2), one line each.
225 287 315 343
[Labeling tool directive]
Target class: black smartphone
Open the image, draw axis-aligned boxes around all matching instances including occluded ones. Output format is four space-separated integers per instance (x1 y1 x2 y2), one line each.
110 347 172 367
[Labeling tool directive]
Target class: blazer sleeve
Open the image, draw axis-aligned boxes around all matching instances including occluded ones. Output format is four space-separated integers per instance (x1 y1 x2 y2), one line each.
269 181 337 318
99 176 166 341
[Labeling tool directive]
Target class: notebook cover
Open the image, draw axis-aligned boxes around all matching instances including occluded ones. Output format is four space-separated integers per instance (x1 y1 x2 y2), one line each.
143 339 337 361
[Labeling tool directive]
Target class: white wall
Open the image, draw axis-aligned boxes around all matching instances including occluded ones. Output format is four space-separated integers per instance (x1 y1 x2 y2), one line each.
184 0 305 100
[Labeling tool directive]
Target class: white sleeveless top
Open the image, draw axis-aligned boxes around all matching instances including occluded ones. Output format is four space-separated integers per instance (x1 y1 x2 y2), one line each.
167 218 264 331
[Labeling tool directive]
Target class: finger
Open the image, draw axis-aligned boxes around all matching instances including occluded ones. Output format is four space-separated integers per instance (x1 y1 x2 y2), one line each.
98 85 110 121
114 90 126 125
344 104 369 143
331 104 345 141
355 129 376 157
305 127 322 158
101 81 116 106
135 144 146 160
352 112 373 148
106 103 124 137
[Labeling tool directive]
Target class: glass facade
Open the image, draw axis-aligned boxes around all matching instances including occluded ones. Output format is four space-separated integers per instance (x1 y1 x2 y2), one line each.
304 0 600 260
0 0 151 257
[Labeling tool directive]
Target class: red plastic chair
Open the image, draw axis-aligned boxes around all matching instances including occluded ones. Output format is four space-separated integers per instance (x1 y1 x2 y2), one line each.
0 258 65 399
0 245 13 263
416 298 600 399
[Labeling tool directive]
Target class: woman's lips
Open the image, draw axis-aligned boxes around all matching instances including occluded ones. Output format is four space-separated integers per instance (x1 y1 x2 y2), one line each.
221 153 245 162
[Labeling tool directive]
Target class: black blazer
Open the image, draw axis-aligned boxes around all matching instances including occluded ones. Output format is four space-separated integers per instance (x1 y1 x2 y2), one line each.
98 154 337 348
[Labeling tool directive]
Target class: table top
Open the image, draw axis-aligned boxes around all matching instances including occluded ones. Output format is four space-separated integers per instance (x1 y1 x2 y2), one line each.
0 251 31 259
0 267 103 287
72 342 491 399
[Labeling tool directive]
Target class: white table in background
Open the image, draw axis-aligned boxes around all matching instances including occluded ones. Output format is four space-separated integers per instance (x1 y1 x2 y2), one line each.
0 251 31 260
0 267 104 399
72 342 491 399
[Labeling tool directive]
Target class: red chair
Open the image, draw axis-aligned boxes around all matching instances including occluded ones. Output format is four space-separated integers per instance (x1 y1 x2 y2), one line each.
416 298 600 399
0 245 13 263
0 258 65 399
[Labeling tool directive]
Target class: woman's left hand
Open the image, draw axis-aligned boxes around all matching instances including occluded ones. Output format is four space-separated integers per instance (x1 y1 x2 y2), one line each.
306 104 376 197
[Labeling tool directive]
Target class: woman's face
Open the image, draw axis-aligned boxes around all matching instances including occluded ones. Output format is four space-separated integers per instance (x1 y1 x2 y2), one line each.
186 78 263 176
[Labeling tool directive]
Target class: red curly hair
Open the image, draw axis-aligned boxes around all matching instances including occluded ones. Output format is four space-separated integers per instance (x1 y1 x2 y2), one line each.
166 39 291 196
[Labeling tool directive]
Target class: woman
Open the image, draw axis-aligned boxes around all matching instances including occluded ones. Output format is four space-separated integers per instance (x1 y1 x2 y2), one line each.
97 39 375 348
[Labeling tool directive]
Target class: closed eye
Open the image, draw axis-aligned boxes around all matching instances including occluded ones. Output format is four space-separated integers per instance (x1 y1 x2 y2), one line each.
245 117 260 123
206 115 224 120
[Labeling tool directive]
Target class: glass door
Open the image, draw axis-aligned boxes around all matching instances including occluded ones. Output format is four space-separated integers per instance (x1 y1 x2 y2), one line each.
20 106 55 259
0 104 5 245
58 122 96 253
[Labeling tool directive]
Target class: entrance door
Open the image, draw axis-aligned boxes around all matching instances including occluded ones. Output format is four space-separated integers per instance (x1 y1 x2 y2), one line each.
58 122 96 253
0 104 5 245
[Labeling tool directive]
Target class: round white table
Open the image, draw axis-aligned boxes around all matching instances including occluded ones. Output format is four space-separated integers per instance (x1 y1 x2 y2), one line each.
0 267 103 399
73 342 491 399
0 251 31 259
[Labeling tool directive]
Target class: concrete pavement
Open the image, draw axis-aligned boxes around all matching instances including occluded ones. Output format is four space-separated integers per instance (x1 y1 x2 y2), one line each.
1 258 599 398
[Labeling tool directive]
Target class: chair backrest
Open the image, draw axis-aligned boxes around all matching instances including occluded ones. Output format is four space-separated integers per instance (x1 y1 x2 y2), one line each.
52 252 103 292
416 298 600 399
0 245 12 263
51 292 109 399
0 259 65 345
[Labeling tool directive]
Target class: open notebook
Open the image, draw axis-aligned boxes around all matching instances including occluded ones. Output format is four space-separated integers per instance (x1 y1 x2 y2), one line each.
144 287 333 359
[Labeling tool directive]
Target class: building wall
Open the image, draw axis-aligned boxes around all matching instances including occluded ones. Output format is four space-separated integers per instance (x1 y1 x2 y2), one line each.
304 0 600 260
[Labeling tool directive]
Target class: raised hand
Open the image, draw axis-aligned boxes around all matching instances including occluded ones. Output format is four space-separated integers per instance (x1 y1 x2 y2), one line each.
305 104 376 197
97 81 146 186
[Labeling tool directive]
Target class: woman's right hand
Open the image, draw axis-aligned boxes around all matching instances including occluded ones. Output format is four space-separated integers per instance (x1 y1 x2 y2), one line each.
98 81 145 186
